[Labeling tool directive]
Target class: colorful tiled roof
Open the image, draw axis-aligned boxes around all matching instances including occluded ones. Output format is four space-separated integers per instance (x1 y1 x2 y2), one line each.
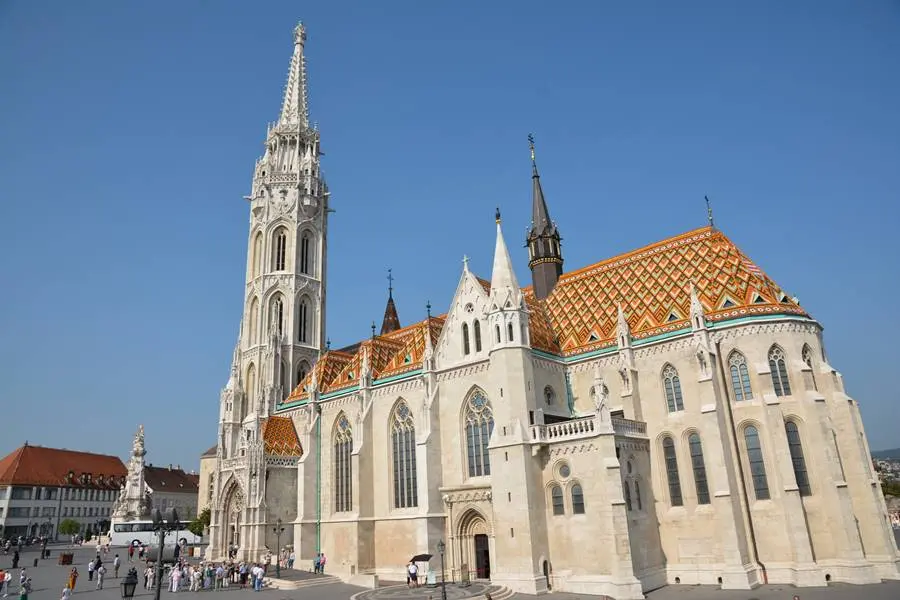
538 226 807 356
144 465 200 493
278 226 804 401
261 416 303 456
0 444 127 488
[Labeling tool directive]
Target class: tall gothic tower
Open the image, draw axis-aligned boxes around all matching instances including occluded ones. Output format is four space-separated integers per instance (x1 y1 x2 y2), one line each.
211 22 329 560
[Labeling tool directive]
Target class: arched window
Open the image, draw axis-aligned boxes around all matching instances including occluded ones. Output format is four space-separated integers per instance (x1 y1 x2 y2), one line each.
300 232 312 275
729 351 753 401
623 480 633 511
495 325 501 344
464 391 494 477
802 344 817 391
507 322 514 342
392 401 418 509
768 346 791 396
334 414 353 512
544 386 555 405
296 361 309 386
272 228 288 271
270 295 284 337
571 484 585 514
785 421 811 496
298 299 309 344
634 480 642 511
248 297 259 345
662 436 683 506
244 363 256 419
473 320 482 352
662 364 684 412
251 232 263 278
550 485 564 515
744 425 770 500
688 433 711 504
462 323 470 355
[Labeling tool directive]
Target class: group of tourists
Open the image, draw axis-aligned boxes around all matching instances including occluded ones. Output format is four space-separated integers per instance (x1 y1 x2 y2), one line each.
150 558 269 592
0 567 30 600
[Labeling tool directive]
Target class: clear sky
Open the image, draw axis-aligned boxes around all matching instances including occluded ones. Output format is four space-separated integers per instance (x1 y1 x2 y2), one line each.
1 1 898 468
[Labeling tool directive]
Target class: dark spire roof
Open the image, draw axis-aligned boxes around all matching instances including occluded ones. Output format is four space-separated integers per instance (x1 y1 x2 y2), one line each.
380 269 401 334
528 137 556 240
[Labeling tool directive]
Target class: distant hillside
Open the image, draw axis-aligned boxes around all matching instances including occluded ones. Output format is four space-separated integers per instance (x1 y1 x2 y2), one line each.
872 448 900 460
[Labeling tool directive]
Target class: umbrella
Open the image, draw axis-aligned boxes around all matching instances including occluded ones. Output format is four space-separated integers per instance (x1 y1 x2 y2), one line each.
410 553 433 562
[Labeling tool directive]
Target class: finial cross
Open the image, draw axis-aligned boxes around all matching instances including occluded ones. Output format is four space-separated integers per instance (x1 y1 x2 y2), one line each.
704 195 715 228
528 133 536 163
387 268 394 295
426 300 432 319
462 255 470 269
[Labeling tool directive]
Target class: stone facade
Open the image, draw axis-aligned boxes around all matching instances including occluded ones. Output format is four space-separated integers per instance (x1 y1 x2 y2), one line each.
204 20 900 599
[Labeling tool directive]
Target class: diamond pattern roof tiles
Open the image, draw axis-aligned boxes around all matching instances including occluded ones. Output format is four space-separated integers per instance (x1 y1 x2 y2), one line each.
261 416 303 457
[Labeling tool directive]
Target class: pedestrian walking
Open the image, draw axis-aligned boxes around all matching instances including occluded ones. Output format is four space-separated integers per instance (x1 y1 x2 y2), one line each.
67 568 78 592
95 565 106 590
114 555 121 578
1 569 10 598
87 558 94 582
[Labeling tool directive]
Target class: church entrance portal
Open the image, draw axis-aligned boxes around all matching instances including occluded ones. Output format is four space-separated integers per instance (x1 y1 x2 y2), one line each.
474 534 490 579
457 508 492 581
221 483 244 553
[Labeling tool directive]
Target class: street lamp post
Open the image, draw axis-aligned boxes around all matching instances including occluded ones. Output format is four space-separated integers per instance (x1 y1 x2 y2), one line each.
273 518 285 578
152 508 179 600
437 540 448 600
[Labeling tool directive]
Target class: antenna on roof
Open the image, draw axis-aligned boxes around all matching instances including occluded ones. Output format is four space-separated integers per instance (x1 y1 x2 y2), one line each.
705 195 715 229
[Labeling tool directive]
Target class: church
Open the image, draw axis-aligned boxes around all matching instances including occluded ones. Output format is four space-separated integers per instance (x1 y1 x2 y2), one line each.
206 22 900 599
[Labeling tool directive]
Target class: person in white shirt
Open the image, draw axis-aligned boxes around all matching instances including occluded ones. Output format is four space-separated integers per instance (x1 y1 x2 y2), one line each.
95 565 106 590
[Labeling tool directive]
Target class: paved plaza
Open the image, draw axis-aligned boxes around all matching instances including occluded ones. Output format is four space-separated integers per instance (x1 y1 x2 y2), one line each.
3 544 900 600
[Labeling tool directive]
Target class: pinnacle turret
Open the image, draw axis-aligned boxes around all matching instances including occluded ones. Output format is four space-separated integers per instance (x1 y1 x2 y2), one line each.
279 21 310 127
490 208 523 308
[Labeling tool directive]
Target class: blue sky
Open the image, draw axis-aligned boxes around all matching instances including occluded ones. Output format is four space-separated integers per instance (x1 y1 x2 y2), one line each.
1 1 898 468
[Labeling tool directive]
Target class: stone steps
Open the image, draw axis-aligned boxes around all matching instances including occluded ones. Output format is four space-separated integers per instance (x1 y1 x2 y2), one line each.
486 585 514 600
266 574 342 590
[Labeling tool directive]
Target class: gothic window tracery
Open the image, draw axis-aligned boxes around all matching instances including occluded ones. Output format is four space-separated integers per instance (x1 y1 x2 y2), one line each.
550 484 564 515
464 391 494 477
300 232 312 275
507 322 514 342
571 483 585 514
272 228 288 272
802 344 817 391
729 351 753 401
298 299 310 344
662 364 684 412
271 295 285 336
334 414 353 512
785 421 811 496
662 436 683 506
462 323 470 355
743 425 770 500
688 433 711 505
768 345 791 396
391 401 418 509
296 361 310 386
473 320 482 352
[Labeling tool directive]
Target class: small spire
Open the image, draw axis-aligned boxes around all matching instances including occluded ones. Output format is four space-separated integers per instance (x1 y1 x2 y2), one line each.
279 21 310 127
705 195 715 229
380 269 401 334
490 214 522 307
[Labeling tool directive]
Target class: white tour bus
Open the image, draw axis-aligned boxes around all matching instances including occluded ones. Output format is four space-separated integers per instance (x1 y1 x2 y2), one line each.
108 519 202 549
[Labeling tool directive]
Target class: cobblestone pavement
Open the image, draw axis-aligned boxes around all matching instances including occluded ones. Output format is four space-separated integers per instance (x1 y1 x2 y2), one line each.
5 545 900 600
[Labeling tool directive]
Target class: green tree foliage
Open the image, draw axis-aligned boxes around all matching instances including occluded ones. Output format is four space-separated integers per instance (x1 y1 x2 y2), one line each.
187 507 211 538
58 519 80 536
883 481 900 497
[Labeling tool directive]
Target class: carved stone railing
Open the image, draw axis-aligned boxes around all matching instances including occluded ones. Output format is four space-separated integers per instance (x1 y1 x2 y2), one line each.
530 414 648 444
267 172 298 184
611 416 647 437
530 415 597 444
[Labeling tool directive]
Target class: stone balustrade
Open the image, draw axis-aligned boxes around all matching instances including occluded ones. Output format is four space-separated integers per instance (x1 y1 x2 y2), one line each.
529 414 648 444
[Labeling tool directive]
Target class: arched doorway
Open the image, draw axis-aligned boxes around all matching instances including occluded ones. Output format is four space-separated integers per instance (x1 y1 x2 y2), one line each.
457 508 491 580
222 483 245 554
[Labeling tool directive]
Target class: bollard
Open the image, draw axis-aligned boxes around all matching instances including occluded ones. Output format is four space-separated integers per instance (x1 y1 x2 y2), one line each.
33 558 39 567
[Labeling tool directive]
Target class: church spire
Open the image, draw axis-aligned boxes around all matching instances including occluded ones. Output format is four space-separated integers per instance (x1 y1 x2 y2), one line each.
278 22 310 127
380 268 401 334
490 208 523 308
525 134 564 300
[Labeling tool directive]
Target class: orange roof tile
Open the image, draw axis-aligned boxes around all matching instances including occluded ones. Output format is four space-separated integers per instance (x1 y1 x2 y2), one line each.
262 416 303 456
539 226 806 356
285 350 354 402
0 444 127 488
379 317 446 379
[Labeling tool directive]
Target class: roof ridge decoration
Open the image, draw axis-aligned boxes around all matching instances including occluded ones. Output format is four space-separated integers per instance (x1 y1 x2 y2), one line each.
278 22 310 128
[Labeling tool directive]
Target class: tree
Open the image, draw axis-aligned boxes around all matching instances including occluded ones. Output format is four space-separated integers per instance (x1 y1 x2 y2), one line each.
58 519 80 537
187 507 211 538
